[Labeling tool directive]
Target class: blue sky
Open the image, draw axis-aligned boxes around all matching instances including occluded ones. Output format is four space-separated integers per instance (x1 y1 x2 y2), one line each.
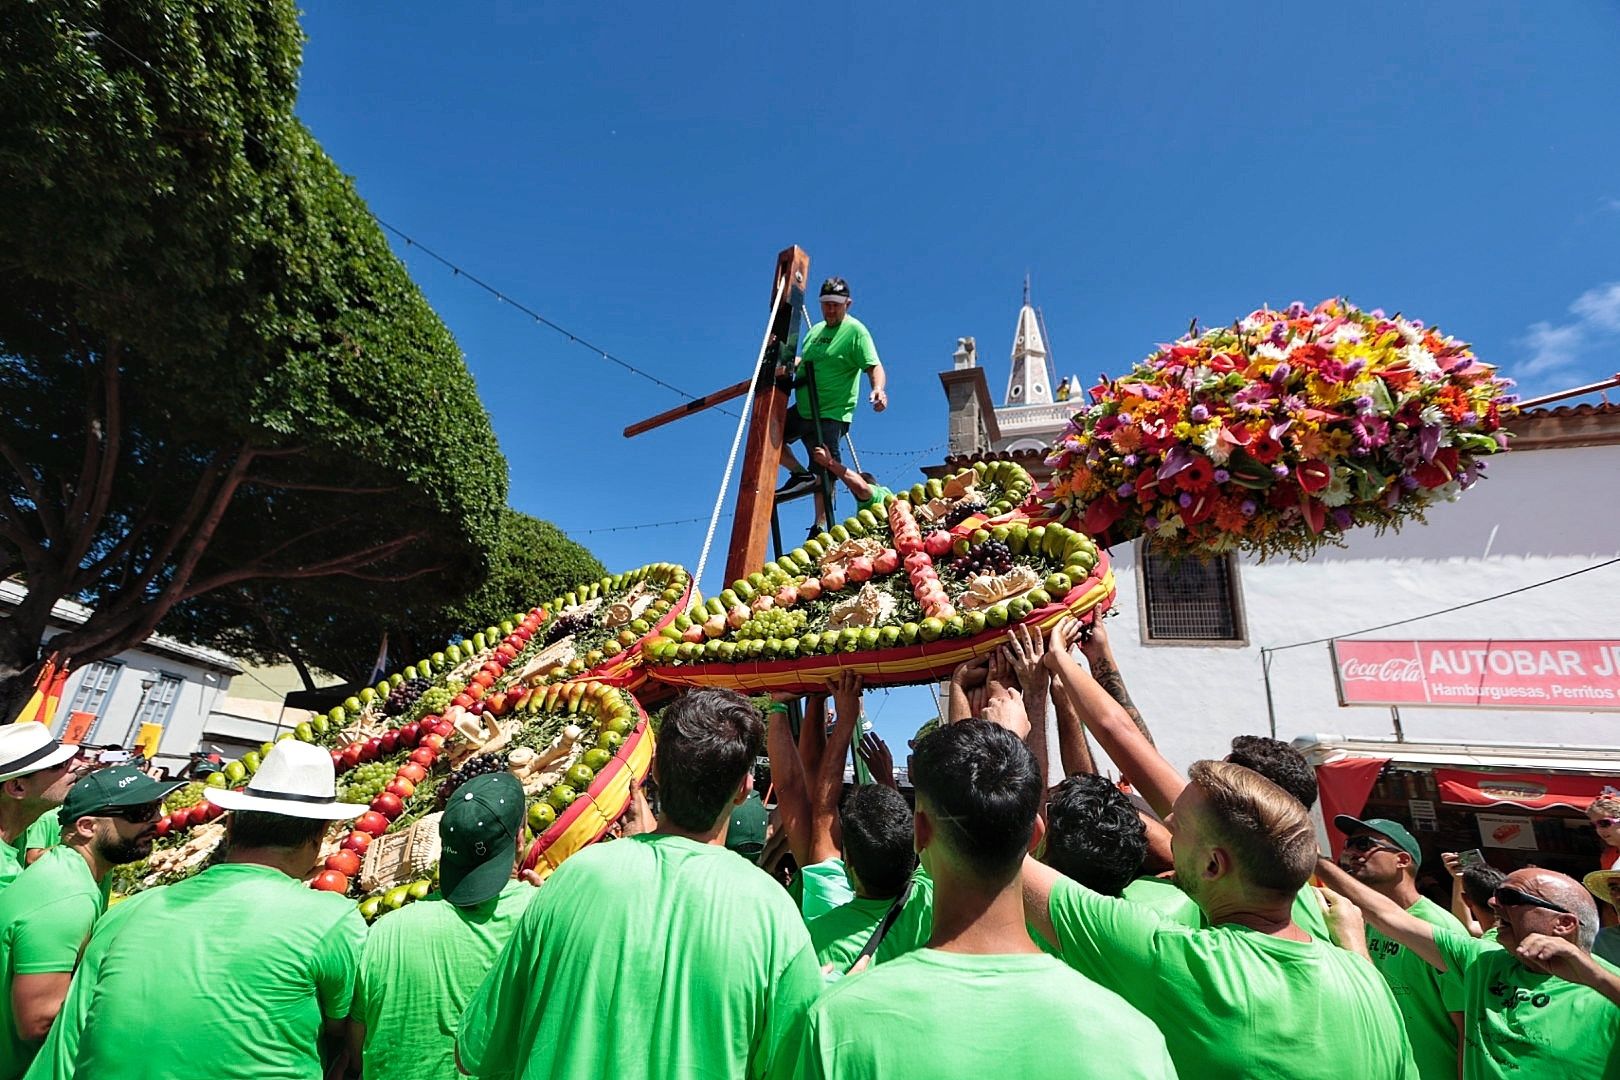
296 2 1620 744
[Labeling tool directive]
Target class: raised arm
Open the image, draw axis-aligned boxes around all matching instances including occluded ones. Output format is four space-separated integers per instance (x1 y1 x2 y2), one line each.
1080 624 1156 745
1003 623 1051 795
1515 934 1620 1008
947 656 989 724
1043 618 1186 818
765 698 814 868
1315 858 1448 971
809 672 863 862
1051 675 1099 778
1442 852 1484 937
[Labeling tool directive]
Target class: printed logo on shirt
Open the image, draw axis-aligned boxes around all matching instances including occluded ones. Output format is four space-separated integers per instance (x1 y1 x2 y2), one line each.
1488 979 1552 1010
1371 937 1403 959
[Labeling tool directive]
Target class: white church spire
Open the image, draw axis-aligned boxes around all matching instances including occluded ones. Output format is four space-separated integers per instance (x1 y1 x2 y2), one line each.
1005 277 1053 406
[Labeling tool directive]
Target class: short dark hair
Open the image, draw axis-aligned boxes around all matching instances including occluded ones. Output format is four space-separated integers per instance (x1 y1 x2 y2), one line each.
1461 863 1507 909
1043 774 1147 896
1227 735 1318 810
911 720 1041 883
840 785 915 898
228 810 329 851
654 689 764 831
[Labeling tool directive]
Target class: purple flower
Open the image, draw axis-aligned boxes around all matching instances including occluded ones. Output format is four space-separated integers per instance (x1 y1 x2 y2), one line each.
1271 363 1291 384
1145 515 1160 531
1122 454 1139 467
1272 463 1290 478
1177 493 1192 508
1460 412 1476 425
1286 301 1308 318
1400 474 1420 490
1191 404 1210 423
1213 469 1230 484
1240 499 1257 517
1331 509 1354 530
1233 383 1278 415
1354 395 1374 413
1117 482 1135 498
1281 394 1307 413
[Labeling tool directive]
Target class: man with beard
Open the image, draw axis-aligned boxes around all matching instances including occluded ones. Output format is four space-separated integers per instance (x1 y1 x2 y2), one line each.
1320 860 1620 1079
0 724 84 890
1335 816 1466 1080
0 766 178 1078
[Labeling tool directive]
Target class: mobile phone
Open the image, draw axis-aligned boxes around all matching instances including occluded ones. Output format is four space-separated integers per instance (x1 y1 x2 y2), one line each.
1456 848 1487 870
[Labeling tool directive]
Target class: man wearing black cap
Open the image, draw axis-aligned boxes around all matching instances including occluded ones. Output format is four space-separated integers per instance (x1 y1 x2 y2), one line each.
0 766 176 1078
0 723 85 890
352 772 533 1080
777 277 887 532
1336 815 1467 1080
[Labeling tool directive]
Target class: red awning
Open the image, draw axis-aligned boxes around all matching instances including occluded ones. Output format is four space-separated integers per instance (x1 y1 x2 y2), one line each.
1435 768 1620 812
1316 757 1389 857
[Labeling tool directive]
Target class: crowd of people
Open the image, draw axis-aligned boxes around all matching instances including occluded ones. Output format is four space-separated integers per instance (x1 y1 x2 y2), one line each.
2 618 1619 1079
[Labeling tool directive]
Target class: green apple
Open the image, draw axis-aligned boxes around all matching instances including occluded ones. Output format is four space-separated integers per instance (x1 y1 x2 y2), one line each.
963 611 987 635
1045 572 1073 596
879 626 901 647
800 632 822 652
900 622 920 644
859 628 881 650
971 528 990 546
1027 588 1052 608
919 618 944 642
944 615 966 637
1008 597 1035 619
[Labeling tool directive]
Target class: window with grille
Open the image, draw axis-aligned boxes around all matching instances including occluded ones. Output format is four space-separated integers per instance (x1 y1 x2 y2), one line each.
122 673 183 745
62 661 122 736
1138 541 1246 643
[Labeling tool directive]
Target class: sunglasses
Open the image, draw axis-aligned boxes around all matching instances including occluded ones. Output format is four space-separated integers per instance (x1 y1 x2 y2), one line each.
1592 818 1620 830
99 801 163 824
1492 886 1571 915
1344 835 1403 855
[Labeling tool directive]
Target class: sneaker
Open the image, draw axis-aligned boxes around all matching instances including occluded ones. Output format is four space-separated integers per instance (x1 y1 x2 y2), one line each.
775 471 818 499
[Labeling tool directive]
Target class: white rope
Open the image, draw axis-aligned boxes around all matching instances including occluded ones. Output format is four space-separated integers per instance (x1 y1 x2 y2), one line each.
690 275 789 612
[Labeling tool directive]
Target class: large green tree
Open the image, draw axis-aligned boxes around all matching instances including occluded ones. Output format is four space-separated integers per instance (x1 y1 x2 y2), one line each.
167 509 605 686
0 1 505 717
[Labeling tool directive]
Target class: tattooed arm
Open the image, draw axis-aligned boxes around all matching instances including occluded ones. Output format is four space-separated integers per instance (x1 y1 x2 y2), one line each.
1080 625 1155 745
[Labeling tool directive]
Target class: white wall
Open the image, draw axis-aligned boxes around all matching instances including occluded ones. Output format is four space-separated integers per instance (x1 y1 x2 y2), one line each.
51 644 233 772
1093 444 1620 774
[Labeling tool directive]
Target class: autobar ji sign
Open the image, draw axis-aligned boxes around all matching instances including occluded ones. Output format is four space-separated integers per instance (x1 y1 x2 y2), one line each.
1331 639 1620 711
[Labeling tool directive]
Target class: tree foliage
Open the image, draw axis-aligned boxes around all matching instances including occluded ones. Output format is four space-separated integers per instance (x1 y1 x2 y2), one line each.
0 0 505 714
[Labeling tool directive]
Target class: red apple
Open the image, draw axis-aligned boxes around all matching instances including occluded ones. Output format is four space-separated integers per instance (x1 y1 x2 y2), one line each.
155 815 172 838
432 718 456 738
354 812 390 836
326 850 361 877
340 744 363 770
379 730 400 755
409 747 437 767
330 751 345 771
421 733 446 751
484 692 509 717
370 792 404 820
465 683 486 702
496 643 517 660
386 778 416 799
341 830 373 855
397 762 428 783
470 672 494 690
360 737 383 764
451 693 474 710
311 870 350 893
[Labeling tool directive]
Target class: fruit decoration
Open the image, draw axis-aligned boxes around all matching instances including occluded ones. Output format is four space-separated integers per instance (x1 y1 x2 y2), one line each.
1046 300 1516 558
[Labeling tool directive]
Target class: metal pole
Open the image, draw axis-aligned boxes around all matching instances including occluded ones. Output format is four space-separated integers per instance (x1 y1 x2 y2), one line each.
1391 705 1405 743
1262 648 1279 739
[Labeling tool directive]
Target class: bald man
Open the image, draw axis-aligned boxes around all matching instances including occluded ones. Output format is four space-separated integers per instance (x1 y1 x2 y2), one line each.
1319 860 1620 1079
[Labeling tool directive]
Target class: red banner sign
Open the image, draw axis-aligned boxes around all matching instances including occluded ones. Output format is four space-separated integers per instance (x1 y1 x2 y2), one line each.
1331 639 1620 711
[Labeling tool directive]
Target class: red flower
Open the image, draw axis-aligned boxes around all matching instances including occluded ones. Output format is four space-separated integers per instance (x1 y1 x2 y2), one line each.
1181 493 1217 526
1082 497 1126 535
1248 434 1284 464
1207 352 1240 373
1136 468 1161 505
1267 481 1300 509
1300 498 1326 535
1177 456 1215 491
1295 460 1332 494
1413 448 1461 489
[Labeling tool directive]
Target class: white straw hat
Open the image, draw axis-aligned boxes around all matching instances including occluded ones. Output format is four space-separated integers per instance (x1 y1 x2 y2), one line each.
206 739 364 821
0 722 80 782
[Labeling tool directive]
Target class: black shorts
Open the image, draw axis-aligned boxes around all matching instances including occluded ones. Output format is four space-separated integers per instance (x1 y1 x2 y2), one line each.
784 411 850 470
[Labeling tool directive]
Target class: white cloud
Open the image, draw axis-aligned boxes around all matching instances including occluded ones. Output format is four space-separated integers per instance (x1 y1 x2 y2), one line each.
1518 281 1620 379
1603 196 1620 213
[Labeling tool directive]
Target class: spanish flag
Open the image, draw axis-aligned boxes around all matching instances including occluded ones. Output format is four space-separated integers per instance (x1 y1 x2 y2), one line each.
8 654 70 728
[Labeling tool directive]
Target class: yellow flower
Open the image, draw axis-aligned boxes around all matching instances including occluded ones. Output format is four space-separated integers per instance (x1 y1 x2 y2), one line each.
1324 430 1353 457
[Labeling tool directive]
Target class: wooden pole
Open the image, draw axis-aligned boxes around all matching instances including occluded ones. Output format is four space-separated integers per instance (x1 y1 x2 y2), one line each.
622 379 752 438
723 246 809 584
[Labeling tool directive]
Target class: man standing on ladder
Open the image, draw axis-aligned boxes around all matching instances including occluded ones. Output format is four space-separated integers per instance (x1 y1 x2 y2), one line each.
777 276 888 534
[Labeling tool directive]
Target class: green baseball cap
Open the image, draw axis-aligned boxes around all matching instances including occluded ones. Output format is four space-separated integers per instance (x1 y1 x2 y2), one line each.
58 766 183 828
725 791 767 863
439 772 524 907
1335 815 1422 867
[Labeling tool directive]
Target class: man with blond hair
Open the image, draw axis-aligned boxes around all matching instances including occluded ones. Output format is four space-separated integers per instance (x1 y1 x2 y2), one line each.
1027 616 1419 1078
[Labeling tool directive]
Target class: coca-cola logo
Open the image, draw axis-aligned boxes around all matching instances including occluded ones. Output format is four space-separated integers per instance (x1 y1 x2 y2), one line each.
1340 657 1423 682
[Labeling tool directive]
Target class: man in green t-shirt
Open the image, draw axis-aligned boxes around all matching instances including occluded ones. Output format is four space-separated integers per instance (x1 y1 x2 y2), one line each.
25 739 367 1080
777 277 887 531
0 766 177 1079
457 688 822 1080
1322 861 1620 1079
0 724 83 891
806 783 916 974
796 721 1174 1079
808 446 893 515
1336 815 1467 1080
352 772 533 1080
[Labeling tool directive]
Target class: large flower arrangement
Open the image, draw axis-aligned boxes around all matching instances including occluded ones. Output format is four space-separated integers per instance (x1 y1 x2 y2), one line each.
1047 300 1516 558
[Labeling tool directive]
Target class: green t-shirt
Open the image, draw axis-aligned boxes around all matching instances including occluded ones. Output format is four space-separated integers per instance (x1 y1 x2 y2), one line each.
799 857 857 921
796 948 1176 1079
1118 874 1332 941
0 847 104 1079
25 862 365 1080
457 834 822 1080
1367 896 1466 1080
807 896 889 973
854 485 893 514
356 880 533 1080
1434 926 1620 1080
796 316 879 424
1049 876 1418 1079
0 817 62 892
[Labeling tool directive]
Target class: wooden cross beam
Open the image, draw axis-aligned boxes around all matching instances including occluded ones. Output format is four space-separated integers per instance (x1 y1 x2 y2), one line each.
623 246 811 585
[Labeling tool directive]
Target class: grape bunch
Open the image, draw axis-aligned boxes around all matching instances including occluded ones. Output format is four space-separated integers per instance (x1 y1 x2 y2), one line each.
943 499 988 529
413 686 452 719
434 755 508 809
737 608 807 642
382 677 432 716
952 539 1015 577
544 609 595 645
339 763 397 804
163 783 205 813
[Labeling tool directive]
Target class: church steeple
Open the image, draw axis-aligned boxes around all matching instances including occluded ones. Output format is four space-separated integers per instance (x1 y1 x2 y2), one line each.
1005 278 1053 406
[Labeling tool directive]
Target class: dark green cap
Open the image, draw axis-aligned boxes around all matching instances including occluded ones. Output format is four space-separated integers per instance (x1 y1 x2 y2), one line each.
440 772 523 906
725 791 767 862
1335 815 1423 867
58 766 183 828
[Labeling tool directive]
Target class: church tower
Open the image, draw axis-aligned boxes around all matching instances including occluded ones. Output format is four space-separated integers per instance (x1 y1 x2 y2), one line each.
1004 277 1054 406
